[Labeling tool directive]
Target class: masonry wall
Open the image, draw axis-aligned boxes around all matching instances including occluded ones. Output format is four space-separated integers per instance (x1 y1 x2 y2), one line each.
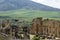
30 18 60 38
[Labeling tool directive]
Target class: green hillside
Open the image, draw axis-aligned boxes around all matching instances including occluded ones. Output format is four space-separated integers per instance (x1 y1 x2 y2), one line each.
0 9 60 21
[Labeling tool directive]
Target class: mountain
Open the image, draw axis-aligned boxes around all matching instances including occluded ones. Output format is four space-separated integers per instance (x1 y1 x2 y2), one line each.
0 0 60 11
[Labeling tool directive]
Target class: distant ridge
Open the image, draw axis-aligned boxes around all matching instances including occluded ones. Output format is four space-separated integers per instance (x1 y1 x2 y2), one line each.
0 0 60 11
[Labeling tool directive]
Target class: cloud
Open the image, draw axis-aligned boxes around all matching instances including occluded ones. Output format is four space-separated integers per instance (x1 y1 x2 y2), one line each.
32 0 60 9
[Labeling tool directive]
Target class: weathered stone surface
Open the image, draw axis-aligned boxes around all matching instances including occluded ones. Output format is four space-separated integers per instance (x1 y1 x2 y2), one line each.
30 17 60 38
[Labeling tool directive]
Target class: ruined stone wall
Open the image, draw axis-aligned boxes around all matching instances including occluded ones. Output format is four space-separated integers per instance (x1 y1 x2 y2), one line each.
30 18 60 38
30 17 43 35
5 19 10 29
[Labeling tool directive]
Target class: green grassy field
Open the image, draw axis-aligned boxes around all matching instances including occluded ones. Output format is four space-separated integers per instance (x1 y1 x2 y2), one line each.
0 9 60 21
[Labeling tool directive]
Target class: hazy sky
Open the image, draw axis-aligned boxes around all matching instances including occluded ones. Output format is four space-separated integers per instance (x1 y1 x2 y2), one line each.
0 0 5 3
32 0 60 9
